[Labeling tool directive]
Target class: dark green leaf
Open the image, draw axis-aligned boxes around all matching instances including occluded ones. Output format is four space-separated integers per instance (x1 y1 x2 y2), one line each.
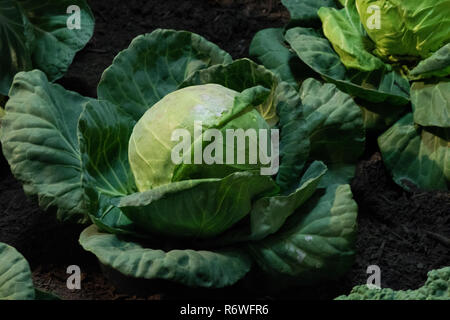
299 78 365 164
247 184 357 286
0 70 92 221
318 2 385 71
411 81 450 128
0 243 35 300
282 0 337 27
285 27 410 105
378 113 449 191
98 29 232 120
249 161 327 241
19 0 94 81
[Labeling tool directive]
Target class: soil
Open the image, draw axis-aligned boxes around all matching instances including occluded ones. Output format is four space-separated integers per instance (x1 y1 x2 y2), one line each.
0 0 449 300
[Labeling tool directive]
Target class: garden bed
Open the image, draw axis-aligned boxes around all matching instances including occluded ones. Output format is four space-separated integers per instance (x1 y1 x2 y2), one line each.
0 0 448 300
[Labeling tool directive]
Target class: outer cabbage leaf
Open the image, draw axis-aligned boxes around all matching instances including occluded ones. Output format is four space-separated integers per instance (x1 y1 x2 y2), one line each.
378 113 449 191
79 100 137 197
97 29 232 121
0 243 35 300
172 86 274 183
409 44 450 80
248 161 327 241
356 0 450 60
285 27 410 105
85 191 137 236
78 99 138 234
0 0 34 95
411 81 450 128
249 28 299 87
214 161 328 246
118 171 278 239
300 78 365 164
247 184 358 286
358 99 407 133
0 70 93 221
79 225 252 288
318 1 385 72
281 0 337 27
298 78 364 187
19 0 94 82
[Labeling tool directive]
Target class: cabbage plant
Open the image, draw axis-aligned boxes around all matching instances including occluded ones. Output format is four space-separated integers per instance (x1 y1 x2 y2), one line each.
336 266 450 300
0 29 363 289
0 0 94 96
251 0 450 191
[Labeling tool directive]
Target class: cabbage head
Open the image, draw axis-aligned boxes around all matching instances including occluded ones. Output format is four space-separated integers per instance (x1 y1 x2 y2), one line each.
356 0 450 60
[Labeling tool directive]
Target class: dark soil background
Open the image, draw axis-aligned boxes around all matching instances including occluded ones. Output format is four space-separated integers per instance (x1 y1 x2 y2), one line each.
0 0 449 300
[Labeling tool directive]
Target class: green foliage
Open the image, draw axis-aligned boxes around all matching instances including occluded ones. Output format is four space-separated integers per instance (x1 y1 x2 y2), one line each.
336 267 450 300
1 29 362 289
378 114 449 191
0 242 58 300
251 0 450 191
0 242 34 300
0 0 94 95
356 0 450 60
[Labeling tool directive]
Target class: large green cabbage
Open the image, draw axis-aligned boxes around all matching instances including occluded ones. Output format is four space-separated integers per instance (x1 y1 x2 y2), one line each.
0 29 363 290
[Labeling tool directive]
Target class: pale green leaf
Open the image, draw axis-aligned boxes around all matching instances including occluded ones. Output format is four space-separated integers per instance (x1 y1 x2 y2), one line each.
356 0 450 59
318 2 385 72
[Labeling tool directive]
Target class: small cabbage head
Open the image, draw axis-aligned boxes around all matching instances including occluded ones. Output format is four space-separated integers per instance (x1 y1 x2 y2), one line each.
129 84 271 191
356 0 450 59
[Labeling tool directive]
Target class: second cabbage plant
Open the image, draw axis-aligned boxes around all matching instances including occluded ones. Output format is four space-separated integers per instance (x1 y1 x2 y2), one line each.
251 0 450 191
